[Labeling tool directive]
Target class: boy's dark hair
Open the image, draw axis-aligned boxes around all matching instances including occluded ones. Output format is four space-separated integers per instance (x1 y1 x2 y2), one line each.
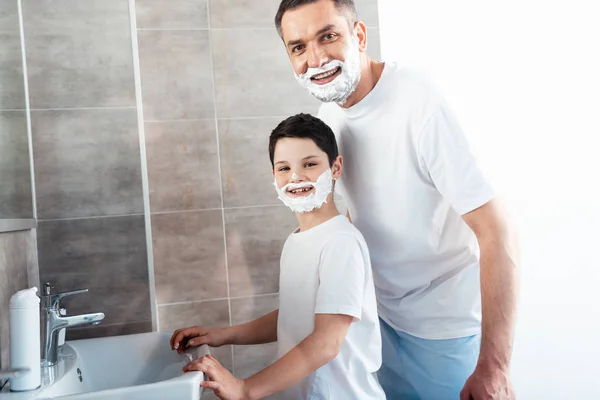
275 0 358 38
269 113 339 168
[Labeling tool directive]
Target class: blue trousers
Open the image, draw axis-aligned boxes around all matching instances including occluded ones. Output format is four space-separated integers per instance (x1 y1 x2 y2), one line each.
378 318 481 400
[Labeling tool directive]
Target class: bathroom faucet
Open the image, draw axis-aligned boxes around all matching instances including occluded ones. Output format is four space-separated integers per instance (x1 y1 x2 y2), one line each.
41 283 105 366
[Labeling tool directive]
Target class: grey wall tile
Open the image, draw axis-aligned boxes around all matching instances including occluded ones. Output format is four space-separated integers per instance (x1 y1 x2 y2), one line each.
218 118 280 208
0 230 39 369
136 0 209 30
66 321 153 340
368 28 381 61
225 206 297 297
209 0 280 29
31 108 143 219
22 0 135 108
230 295 279 379
212 29 319 119
355 0 380 27
138 30 215 120
233 342 279 379
158 299 229 330
0 0 20 33
230 294 279 325
146 120 221 212
209 0 378 29
0 111 33 219
37 216 152 326
0 31 25 111
152 210 227 304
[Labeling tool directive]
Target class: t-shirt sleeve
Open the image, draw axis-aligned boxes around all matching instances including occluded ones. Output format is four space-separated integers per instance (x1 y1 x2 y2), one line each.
314 234 366 321
418 103 496 215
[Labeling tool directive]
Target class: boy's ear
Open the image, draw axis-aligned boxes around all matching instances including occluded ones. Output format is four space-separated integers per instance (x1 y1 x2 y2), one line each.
332 155 343 180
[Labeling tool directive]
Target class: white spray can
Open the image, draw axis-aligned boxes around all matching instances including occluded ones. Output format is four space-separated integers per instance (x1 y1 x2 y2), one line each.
9 287 41 391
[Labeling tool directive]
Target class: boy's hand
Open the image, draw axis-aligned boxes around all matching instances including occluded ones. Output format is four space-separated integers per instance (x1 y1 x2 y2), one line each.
170 326 228 353
184 354 250 400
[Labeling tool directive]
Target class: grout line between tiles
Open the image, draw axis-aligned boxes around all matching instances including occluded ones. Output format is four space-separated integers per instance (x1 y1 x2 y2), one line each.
129 0 159 332
157 293 279 308
29 106 137 112
206 1 235 374
38 213 145 223
150 204 284 216
17 0 37 220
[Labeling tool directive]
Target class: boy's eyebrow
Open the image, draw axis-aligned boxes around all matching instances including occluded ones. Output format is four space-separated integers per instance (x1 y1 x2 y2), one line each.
274 155 319 165
287 24 336 48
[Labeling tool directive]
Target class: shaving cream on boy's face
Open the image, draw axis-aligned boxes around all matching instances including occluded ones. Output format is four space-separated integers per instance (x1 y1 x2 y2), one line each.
274 168 333 213
294 36 361 105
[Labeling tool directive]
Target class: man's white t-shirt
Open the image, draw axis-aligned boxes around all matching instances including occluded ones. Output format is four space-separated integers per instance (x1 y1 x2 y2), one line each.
318 62 495 340
277 215 385 400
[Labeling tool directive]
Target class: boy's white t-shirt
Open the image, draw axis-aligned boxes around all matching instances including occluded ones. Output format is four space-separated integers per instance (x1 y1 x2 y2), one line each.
277 215 385 400
318 62 496 340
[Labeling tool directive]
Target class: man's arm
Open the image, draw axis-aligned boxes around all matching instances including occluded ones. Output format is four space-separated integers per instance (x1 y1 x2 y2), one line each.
185 313 353 400
461 198 519 399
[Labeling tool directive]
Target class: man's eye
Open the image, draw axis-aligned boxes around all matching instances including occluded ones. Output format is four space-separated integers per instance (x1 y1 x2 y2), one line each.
323 33 336 41
293 45 305 53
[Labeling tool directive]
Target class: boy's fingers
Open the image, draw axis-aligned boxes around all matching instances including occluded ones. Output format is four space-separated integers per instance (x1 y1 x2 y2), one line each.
200 380 221 391
206 354 222 367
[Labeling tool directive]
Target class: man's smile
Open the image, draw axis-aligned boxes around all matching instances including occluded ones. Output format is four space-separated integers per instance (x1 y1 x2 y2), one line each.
310 66 342 85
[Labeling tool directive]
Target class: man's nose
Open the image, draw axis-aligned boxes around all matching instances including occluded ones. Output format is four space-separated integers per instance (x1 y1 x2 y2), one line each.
307 43 327 69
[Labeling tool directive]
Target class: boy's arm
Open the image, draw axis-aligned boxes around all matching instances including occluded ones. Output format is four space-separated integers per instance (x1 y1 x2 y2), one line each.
171 310 278 351
227 309 279 345
185 313 353 400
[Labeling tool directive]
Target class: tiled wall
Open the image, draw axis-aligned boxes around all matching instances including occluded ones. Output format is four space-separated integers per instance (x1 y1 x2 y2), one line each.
21 0 152 339
5 0 380 387
0 0 32 219
136 0 380 382
0 230 39 369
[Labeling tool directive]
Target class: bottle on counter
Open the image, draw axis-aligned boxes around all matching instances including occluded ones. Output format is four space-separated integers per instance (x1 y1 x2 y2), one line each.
9 287 41 392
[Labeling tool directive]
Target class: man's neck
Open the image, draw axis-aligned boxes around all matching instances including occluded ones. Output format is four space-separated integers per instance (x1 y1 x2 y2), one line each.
295 198 340 232
340 57 385 109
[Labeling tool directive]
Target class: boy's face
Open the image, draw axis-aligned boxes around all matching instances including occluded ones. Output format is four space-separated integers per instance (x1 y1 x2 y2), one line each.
272 137 341 198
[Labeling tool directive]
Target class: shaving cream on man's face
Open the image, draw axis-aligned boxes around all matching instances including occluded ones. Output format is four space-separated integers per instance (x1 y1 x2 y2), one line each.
294 37 361 105
273 169 333 213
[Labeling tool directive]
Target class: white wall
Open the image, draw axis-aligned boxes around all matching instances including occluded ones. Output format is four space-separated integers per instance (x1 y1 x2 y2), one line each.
377 1 600 398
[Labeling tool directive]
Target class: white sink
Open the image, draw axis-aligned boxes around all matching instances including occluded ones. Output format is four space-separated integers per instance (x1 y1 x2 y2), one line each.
1 332 208 399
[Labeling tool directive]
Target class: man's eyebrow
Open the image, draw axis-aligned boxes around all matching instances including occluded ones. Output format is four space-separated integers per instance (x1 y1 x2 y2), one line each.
286 24 337 48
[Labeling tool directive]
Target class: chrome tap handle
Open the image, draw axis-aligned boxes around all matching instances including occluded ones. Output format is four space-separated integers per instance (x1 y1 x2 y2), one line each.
43 282 88 310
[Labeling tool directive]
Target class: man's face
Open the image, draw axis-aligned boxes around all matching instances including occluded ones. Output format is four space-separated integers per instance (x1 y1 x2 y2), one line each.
280 0 362 104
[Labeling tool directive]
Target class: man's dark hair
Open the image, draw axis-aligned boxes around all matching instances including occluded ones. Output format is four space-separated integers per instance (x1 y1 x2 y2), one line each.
275 0 358 38
269 113 339 168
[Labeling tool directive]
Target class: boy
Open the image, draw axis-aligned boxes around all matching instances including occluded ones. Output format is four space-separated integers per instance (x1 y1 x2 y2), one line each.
170 113 385 400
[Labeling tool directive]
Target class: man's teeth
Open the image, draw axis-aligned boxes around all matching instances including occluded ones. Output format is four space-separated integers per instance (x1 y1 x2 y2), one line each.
312 68 339 80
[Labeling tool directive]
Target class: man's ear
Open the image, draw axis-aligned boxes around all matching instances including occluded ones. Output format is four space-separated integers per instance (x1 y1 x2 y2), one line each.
354 21 368 52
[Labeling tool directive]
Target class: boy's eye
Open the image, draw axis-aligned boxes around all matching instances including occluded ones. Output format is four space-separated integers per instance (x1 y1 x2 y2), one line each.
305 162 317 168
278 166 290 172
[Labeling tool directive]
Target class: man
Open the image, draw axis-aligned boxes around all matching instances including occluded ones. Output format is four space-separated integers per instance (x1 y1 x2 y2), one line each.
275 1 519 399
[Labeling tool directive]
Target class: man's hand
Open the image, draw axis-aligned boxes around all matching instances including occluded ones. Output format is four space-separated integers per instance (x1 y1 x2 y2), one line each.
184 355 249 400
170 326 229 353
460 363 515 400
